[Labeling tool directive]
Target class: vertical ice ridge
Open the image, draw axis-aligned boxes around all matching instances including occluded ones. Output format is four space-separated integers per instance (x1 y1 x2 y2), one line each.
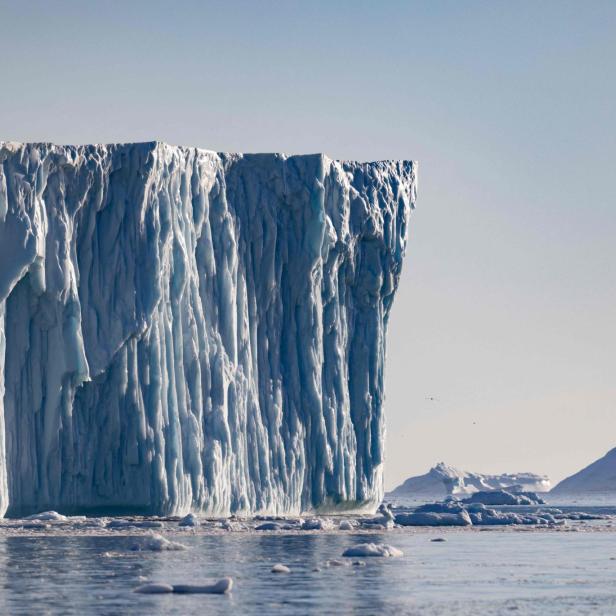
0 142 416 517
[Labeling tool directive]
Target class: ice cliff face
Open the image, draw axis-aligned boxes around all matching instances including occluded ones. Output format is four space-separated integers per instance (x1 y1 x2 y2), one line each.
0 142 416 517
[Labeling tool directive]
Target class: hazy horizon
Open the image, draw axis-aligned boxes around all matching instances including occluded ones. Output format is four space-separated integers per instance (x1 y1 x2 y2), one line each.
1 0 614 490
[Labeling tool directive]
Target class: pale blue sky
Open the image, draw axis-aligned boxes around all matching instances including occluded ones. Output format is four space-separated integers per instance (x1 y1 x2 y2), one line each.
1 1 615 488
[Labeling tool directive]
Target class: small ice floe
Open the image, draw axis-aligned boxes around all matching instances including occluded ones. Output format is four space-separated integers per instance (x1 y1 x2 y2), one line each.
271 563 291 573
342 543 403 558
135 521 165 529
338 520 354 531
106 519 136 529
255 522 285 531
360 504 395 530
134 583 175 594
461 490 545 506
352 560 366 567
130 533 187 552
80 518 107 528
395 502 472 527
327 559 350 567
133 578 233 595
431 537 447 542
178 513 199 527
301 518 334 531
25 511 68 522
172 578 233 594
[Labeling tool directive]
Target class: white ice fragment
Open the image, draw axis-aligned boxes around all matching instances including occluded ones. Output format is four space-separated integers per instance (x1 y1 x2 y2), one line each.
178 513 199 527
172 578 233 594
338 520 354 531
342 543 403 558
271 564 291 574
301 518 334 530
25 511 68 521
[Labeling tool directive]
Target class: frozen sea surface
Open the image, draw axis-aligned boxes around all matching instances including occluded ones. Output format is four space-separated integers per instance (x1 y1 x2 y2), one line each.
0 511 616 614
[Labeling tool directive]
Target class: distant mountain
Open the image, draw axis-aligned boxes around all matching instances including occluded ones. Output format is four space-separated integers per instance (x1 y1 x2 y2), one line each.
388 462 550 498
551 447 616 495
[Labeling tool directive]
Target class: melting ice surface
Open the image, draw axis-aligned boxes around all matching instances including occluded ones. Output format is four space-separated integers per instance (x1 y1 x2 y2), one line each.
0 142 416 517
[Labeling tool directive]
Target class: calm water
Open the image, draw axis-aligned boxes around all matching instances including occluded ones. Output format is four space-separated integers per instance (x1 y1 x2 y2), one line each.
0 526 616 615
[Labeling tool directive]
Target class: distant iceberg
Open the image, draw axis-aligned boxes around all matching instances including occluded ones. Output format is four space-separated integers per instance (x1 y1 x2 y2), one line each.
551 447 616 495
0 142 416 517
388 462 550 499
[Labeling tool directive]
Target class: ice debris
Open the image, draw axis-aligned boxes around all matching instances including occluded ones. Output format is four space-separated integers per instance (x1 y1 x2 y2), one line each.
178 513 199 527
134 578 233 594
271 564 291 573
342 543 403 558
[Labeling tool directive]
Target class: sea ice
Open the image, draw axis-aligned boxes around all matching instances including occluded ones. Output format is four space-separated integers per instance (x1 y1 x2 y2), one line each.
271 564 291 573
178 513 199 527
133 583 175 594
395 511 472 527
134 578 233 594
342 543 403 558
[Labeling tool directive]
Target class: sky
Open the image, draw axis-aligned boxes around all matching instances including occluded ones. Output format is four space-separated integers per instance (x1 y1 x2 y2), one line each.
1 1 615 489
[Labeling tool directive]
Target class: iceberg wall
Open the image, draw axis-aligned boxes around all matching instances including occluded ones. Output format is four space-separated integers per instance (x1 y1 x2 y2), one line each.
0 142 416 517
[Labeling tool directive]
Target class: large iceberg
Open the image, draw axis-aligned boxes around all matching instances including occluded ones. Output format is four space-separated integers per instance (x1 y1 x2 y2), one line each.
388 462 550 499
0 142 416 517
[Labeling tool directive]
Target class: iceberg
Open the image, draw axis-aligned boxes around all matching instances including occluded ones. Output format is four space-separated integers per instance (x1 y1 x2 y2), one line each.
389 462 550 499
0 141 416 517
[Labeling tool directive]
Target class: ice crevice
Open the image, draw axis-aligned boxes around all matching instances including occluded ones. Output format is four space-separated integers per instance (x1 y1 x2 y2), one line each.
0 142 417 517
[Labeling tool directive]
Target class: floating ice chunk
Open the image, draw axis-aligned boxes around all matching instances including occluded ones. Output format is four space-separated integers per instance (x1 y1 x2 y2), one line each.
25 511 68 521
107 520 135 529
301 518 334 531
179 513 199 527
271 564 291 573
342 543 403 558
395 511 472 527
130 533 187 552
352 560 366 567
135 521 165 529
327 559 350 567
461 490 544 506
338 520 354 531
360 504 395 529
255 522 283 531
172 578 233 594
431 537 447 542
134 583 174 594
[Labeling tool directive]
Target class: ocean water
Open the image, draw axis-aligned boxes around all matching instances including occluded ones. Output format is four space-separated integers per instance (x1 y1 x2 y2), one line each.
0 512 615 615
